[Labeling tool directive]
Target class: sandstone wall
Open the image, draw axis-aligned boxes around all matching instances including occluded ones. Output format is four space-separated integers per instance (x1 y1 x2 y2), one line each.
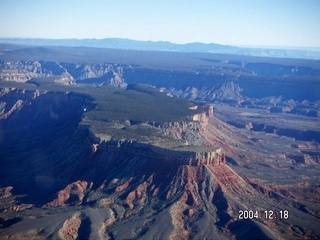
97 140 225 166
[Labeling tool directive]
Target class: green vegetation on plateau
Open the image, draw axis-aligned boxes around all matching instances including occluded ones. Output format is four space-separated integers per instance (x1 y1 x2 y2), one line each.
78 84 202 143
1 79 200 123
83 84 200 123
1 80 202 142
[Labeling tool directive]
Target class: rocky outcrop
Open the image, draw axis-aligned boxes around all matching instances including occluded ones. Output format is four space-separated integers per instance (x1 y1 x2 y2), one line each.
44 181 93 207
150 104 214 147
3 203 33 212
0 186 13 199
58 212 91 240
192 104 213 123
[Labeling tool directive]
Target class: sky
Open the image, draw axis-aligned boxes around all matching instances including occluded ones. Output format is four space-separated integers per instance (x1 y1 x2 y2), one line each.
0 0 319 48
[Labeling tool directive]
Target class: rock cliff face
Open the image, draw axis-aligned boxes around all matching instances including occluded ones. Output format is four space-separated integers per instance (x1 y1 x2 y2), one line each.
0 61 72 82
0 87 93 121
95 140 225 166
0 61 125 86
0 87 42 119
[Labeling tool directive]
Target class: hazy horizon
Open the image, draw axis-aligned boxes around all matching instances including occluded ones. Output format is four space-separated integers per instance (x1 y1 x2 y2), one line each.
2 37 320 52
0 0 320 48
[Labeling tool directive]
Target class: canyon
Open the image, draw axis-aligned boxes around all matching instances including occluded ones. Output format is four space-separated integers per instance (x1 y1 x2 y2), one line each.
0 45 320 239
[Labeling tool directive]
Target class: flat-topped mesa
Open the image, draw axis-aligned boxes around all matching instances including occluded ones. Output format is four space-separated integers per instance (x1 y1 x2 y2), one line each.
96 140 225 166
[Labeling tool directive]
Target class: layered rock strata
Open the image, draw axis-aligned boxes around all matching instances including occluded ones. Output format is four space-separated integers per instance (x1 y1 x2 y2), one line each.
97 140 225 166
0 61 125 86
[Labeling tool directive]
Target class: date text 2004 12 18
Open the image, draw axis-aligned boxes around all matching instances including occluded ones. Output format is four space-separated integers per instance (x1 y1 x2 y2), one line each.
238 210 289 220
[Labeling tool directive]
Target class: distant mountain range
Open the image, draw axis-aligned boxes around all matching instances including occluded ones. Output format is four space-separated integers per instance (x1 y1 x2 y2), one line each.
0 38 320 60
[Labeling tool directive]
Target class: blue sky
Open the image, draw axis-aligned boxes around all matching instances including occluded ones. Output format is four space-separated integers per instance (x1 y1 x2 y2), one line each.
0 0 319 47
